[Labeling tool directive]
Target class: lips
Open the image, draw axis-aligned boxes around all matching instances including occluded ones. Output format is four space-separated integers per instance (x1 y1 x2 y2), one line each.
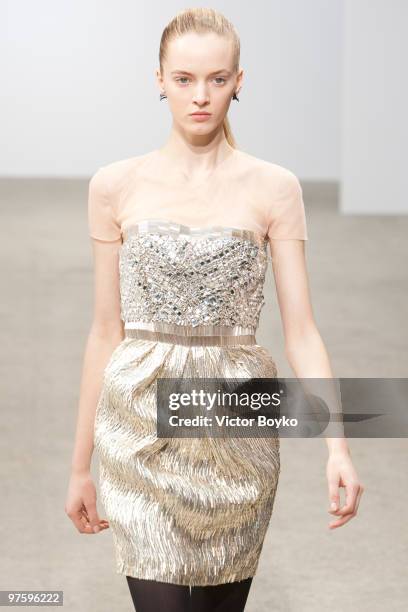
191 112 211 116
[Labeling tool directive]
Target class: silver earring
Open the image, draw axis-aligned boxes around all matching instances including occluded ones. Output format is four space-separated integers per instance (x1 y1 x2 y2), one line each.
232 92 239 101
160 92 167 101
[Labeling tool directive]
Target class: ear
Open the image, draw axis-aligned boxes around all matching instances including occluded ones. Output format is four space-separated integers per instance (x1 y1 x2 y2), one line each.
155 68 164 90
236 67 244 91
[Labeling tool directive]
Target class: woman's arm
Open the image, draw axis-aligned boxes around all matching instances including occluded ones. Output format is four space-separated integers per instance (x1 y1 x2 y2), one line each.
66 238 123 533
269 238 364 528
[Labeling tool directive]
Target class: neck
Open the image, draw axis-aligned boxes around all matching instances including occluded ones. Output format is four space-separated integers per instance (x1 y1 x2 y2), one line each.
159 126 234 172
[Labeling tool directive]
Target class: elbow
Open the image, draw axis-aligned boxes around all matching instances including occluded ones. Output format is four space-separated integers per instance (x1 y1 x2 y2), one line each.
89 318 124 344
283 322 322 361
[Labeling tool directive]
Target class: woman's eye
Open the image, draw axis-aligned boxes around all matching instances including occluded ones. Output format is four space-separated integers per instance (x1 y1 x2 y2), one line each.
175 77 227 85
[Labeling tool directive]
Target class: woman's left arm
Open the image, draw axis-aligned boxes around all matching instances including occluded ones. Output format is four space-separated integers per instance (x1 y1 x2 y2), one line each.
269 238 365 529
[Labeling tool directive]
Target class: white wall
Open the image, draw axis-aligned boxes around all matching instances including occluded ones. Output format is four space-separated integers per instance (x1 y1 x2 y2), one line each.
341 0 408 213
1 0 342 180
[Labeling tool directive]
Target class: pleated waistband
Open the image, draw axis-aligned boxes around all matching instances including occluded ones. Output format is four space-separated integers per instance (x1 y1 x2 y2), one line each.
124 321 257 346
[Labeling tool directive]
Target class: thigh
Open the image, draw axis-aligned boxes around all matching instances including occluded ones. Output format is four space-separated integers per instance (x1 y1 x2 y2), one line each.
190 577 253 612
126 576 190 612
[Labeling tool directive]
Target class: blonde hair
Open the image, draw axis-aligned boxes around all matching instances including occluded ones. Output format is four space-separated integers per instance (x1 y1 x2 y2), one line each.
159 7 240 148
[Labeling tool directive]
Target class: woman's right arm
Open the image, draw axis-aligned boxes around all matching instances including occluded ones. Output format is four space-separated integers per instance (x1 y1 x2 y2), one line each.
65 237 123 534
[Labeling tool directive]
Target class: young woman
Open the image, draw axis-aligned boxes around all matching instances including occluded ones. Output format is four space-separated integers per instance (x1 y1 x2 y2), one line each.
65 8 364 612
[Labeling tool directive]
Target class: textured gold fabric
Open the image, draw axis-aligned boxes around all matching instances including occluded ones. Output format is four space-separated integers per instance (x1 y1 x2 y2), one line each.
94 220 280 586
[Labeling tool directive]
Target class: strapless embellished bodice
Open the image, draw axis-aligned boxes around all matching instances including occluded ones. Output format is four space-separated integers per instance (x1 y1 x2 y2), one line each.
118 219 269 340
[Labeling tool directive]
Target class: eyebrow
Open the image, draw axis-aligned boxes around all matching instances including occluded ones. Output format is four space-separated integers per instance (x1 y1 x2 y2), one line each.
170 69 232 76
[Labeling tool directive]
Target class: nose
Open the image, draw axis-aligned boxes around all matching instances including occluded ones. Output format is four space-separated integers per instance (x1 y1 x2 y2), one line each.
192 84 210 105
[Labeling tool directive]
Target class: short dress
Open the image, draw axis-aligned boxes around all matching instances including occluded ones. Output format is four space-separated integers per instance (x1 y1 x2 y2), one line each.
89 148 308 586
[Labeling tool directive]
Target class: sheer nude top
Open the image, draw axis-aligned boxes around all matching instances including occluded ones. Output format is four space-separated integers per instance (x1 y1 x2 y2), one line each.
87 148 308 244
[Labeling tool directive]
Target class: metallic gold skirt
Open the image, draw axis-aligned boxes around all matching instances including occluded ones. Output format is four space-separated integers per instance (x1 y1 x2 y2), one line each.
94 322 281 586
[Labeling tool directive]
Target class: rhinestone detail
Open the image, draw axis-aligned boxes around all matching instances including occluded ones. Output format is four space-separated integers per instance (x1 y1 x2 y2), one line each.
119 219 268 330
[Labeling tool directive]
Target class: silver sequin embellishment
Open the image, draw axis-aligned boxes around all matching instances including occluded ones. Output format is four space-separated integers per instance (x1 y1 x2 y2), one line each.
119 219 268 330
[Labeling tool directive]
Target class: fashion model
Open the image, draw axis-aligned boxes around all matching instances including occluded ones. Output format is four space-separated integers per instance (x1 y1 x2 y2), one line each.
65 8 364 612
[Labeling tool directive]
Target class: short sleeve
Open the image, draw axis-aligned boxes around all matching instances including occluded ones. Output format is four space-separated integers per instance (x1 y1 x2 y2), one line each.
87 167 122 242
267 170 308 240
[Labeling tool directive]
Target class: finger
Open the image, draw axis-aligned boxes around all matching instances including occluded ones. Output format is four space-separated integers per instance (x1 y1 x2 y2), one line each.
329 486 364 528
79 508 90 523
79 513 98 531
352 485 364 515
82 516 109 532
329 512 355 529
78 508 109 532
79 514 88 527
81 519 105 534
336 482 360 515
329 502 355 527
80 504 90 522
84 500 101 533
71 511 92 534
95 520 109 530
79 519 94 534
327 478 340 513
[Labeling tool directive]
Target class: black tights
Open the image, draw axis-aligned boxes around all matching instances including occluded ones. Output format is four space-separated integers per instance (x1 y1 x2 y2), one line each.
126 575 253 612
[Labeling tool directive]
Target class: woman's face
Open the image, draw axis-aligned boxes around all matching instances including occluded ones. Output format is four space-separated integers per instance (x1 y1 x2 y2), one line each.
157 31 242 135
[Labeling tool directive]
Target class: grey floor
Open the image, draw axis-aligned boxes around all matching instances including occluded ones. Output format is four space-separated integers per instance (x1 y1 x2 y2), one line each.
1 178 407 611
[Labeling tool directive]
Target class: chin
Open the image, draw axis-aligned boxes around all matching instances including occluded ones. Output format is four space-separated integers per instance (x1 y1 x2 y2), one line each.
188 126 213 134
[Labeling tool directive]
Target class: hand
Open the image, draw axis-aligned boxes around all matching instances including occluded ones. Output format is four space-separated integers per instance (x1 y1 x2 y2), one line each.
326 451 364 529
65 470 110 534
